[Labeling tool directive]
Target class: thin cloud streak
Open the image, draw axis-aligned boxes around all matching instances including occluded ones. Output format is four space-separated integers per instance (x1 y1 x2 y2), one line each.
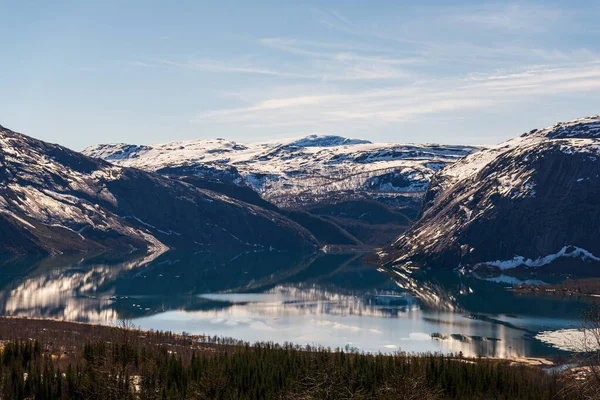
155 56 412 81
158 59 320 79
192 63 600 128
450 4 564 32
124 4 600 143
259 37 421 65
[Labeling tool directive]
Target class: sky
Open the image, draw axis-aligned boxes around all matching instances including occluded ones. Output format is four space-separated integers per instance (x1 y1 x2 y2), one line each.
1 0 600 150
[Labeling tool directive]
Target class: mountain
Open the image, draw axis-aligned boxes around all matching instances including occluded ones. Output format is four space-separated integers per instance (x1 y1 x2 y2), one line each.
380 115 600 272
0 124 318 255
84 135 478 246
286 134 371 147
83 135 477 208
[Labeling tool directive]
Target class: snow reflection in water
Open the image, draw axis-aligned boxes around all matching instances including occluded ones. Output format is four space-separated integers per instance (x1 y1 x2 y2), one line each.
0 250 593 357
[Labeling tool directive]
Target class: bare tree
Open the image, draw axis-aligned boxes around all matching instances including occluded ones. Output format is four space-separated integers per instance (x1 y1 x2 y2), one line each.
282 363 369 400
560 305 600 399
377 372 442 400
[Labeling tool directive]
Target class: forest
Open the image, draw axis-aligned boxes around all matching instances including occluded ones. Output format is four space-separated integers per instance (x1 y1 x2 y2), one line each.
0 317 581 400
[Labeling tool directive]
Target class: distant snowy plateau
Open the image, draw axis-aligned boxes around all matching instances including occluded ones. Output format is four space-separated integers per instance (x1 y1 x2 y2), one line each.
83 134 477 209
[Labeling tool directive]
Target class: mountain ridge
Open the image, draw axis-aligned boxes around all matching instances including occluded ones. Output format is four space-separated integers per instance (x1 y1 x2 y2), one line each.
0 125 319 255
381 114 600 273
83 134 479 208
84 134 479 246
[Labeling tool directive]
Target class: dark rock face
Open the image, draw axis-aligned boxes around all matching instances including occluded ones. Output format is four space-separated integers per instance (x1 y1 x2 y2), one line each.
156 164 244 184
0 125 318 255
303 199 414 246
381 115 600 271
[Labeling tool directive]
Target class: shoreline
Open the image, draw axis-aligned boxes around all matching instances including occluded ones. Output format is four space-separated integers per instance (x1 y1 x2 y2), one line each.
511 277 600 298
0 316 563 399
0 316 562 368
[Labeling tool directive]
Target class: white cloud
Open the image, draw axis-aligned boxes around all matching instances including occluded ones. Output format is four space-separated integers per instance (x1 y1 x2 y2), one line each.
119 3 600 143
451 4 564 32
191 62 600 130
158 59 320 79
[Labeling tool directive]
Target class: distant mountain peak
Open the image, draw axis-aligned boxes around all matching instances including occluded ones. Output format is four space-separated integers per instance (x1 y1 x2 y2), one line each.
286 134 371 147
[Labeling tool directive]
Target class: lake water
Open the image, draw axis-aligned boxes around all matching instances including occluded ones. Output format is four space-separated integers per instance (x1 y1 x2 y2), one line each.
0 250 593 357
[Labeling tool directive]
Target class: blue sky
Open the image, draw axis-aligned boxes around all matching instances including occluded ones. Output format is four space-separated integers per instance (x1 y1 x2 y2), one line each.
2 0 600 149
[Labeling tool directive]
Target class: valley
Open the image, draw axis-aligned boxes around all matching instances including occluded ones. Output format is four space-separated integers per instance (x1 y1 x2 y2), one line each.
1 115 600 398
5 2 600 397
84 135 478 246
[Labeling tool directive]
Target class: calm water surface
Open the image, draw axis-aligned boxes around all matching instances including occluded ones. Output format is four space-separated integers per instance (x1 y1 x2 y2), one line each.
0 250 594 357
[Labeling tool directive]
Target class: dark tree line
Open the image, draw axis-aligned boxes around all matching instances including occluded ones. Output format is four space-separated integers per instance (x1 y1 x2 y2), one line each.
0 334 564 399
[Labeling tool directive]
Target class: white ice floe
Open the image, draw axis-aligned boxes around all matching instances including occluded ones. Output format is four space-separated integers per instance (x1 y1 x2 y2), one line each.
536 329 600 352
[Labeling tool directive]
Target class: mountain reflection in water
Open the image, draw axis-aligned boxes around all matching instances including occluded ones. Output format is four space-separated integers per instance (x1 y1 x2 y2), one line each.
0 250 592 357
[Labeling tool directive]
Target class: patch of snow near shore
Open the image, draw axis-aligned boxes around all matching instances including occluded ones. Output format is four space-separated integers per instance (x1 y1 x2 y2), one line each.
536 329 600 352
484 275 546 285
479 246 600 270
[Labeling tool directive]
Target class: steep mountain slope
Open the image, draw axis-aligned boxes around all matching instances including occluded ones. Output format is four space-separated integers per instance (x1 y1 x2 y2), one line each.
84 135 478 246
381 115 600 272
0 125 318 255
83 135 477 208
176 175 363 246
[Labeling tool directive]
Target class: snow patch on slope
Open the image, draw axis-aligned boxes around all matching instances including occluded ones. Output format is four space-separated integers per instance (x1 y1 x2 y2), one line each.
477 246 600 270
439 115 600 189
529 114 600 139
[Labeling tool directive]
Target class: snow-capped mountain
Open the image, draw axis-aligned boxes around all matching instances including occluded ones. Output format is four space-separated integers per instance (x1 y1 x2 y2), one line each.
0 124 318 255
381 115 600 272
83 134 477 208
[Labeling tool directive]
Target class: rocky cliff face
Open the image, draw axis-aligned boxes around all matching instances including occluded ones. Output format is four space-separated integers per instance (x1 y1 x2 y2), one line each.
0 125 318 255
381 115 600 272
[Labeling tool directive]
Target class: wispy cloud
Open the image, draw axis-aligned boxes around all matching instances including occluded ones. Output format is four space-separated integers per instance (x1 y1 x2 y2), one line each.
152 47 413 81
450 4 565 32
123 3 600 142
158 59 319 79
192 62 600 128
311 8 357 33
466 62 600 88
123 60 155 68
